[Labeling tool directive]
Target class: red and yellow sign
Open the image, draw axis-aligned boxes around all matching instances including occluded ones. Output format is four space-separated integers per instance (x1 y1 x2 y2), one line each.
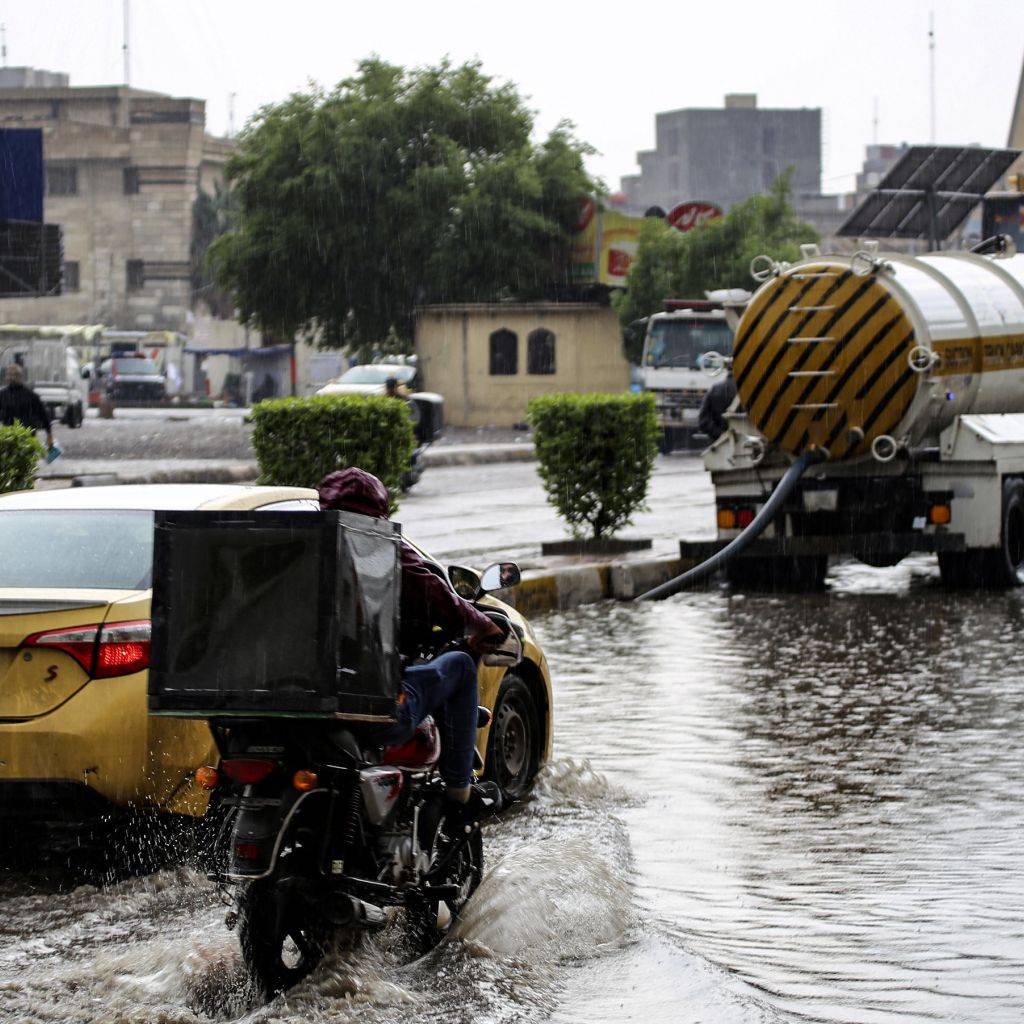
570 197 724 287
569 200 645 287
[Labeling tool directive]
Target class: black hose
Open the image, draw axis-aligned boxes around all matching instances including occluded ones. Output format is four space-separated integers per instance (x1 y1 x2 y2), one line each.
635 448 826 601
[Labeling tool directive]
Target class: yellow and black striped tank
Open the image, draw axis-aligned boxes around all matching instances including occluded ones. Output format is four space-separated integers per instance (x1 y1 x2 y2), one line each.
731 250 1024 461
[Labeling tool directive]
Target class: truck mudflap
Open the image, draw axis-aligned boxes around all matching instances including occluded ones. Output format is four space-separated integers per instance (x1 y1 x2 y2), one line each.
679 531 966 567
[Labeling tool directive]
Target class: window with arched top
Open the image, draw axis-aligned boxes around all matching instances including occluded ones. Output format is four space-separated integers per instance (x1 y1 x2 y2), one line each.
489 328 518 375
527 328 556 375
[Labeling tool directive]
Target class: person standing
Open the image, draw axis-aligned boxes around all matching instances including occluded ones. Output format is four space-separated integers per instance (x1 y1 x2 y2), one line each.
0 363 55 450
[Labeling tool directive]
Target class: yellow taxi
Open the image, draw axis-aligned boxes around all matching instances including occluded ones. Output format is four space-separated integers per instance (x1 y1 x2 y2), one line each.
0 483 551 856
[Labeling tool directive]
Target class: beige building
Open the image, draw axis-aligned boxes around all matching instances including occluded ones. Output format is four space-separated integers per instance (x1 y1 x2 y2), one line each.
0 67 229 335
415 303 630 428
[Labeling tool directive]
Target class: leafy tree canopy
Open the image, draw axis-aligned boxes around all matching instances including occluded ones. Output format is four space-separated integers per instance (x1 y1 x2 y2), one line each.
614 173 819 356
208 57 600 355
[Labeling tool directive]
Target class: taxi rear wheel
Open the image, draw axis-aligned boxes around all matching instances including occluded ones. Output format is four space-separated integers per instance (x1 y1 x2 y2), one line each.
485 675 540 802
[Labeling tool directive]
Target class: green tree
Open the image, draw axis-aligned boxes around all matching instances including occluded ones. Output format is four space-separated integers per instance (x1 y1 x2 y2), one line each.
192 180 237 319
208 58 599 357
614 173 819 345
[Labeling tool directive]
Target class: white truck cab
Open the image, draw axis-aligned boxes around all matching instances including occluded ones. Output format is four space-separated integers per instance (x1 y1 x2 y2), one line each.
637 291 748 452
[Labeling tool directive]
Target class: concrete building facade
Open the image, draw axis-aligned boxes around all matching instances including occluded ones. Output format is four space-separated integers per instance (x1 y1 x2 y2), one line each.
620 94 822 214
0 67 230 335
415 303 630 428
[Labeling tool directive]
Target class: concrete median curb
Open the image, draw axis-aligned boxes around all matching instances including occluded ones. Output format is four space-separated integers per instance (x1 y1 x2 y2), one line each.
505 555 683 615
421 444 535 466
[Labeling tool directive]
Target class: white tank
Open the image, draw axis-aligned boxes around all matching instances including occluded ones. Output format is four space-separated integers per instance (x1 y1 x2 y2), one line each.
731 249 1024 461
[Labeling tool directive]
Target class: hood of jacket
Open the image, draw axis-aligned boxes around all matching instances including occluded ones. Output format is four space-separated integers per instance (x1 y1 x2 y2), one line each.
317 467 390 518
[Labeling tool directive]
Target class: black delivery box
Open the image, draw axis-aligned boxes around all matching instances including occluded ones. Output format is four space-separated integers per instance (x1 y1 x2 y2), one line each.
148 510 401 720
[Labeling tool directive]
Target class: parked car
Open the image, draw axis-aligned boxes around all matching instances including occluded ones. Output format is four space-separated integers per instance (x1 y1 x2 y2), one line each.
0 339 86 428
99 354 166 405
316 362 443 491
316 362 418 396
0 483 550 863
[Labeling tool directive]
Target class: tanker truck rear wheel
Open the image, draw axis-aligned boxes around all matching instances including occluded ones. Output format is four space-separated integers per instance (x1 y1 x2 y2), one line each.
938 479 1024 588
998 479 1024 586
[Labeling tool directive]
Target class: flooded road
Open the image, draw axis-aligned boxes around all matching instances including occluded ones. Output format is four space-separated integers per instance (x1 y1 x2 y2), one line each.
3 556 1024 1022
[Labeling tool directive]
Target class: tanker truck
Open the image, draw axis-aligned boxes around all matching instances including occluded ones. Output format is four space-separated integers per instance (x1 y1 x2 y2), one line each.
668 241 1024 592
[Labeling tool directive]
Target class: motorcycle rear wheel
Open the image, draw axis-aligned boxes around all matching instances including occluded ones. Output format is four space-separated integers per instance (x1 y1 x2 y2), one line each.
407 827 483 950
237 873 331 999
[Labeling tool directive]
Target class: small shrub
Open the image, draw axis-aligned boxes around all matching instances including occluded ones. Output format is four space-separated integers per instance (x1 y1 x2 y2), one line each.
528 392 659 540
250 394 414 504
0 423 45 494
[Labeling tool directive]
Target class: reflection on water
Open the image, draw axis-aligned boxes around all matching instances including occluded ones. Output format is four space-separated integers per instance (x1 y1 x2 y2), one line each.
538 555 1024 1023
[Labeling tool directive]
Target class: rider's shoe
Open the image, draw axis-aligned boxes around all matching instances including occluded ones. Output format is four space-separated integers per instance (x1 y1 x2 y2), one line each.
444 781 503 828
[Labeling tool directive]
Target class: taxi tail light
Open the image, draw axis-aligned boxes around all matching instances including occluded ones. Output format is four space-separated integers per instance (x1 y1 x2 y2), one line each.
22 620 150 678
221 758 277 785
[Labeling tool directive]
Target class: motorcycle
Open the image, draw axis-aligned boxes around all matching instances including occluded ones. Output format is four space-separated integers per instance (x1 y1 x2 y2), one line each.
198 562 523 999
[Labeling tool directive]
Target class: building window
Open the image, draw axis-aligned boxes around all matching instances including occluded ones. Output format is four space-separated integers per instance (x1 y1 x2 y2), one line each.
527 328 556 375
46 164 78 196
126 259 145 290
63 261 80 292
489 329 517 375
123 166 140 194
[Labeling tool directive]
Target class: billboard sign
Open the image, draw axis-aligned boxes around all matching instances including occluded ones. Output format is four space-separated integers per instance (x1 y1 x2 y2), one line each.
666 201 722 233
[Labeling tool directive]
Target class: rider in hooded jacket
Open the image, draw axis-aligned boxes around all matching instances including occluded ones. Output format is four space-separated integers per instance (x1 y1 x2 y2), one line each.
318 467 505 822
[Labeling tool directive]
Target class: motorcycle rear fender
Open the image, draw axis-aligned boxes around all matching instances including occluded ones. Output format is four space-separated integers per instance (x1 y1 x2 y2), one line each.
223 786 328 881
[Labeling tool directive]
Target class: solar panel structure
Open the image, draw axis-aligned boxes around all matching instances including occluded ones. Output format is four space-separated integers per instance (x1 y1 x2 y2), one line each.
837 145 1021 247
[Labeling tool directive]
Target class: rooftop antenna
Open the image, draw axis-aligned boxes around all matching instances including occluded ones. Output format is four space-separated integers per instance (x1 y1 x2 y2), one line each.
928 10 936 142
1 25 7 69
123 0 130 86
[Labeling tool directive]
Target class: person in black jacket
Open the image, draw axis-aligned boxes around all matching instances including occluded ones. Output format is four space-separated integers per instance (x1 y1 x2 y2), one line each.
698 372 737 442
0 363 54 449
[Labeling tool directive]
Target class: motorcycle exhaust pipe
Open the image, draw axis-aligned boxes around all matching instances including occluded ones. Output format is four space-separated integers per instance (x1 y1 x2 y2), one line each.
323 893 388 930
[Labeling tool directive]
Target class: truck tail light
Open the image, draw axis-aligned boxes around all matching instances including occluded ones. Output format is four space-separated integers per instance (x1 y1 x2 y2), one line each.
718 509 737 529
929 503 952 525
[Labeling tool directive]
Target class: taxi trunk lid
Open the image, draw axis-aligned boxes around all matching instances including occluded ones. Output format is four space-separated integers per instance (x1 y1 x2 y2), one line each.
0 593 117 718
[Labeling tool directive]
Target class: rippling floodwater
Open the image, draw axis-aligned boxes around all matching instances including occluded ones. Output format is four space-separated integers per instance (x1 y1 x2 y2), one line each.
541 555 1024 1023
3 555 1024 1022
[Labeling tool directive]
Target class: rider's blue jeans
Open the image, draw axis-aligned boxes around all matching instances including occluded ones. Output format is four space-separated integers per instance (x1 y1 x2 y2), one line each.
378 650 479 788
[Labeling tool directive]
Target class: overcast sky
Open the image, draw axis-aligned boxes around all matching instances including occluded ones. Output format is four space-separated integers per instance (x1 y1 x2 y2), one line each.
6 0 1024 195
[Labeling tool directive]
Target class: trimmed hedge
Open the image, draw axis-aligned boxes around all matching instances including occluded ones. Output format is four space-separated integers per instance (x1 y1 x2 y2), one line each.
0 423 45 494
528 391 659 540
250 394 414 504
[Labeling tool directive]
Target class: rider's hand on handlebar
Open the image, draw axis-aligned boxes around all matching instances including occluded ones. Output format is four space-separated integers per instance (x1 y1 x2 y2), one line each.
467 621 505 655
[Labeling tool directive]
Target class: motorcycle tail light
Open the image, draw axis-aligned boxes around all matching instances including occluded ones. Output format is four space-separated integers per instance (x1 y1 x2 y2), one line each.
194 765 220 790
23 619 150 678
292 769 318 792
221 758 277 784
234 843 261 860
